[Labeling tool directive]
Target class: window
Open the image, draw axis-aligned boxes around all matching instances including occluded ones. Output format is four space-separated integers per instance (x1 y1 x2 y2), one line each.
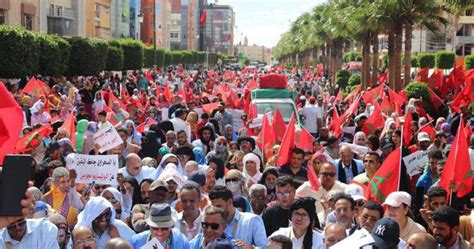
57 6 63 17
95 3 100 18
0 9 5 24
24 14 33 30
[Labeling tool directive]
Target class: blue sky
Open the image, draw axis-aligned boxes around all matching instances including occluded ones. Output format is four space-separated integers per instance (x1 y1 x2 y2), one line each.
215 0 326 48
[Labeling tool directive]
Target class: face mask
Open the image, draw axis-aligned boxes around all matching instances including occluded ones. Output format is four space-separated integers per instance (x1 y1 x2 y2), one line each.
266 182 276 190
215 144 226 153
226 181 241 193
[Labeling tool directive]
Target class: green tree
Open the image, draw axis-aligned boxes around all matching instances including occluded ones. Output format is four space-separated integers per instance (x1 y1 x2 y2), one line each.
0 25 39 78
110 39 144 70
106 46 124 71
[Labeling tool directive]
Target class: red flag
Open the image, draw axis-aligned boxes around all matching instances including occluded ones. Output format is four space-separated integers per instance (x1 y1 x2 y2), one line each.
145 71 153 83
60 115 76 149
344 85 362 103
317 64 324 74
416 67 430 83
256 113 276 160
202 102 219 114
307 164 320 192
329 107 342 137
0 82 24 164
200 9 207 27
362 103 384 135
465 123 472 145
366 148 401 203
272 108 287 142
22 77 51 98
419 122 436 141
427 69 444 89
276 114 296 167
163 84 173 103
439 119 472 198
403 111 413 146
451 81 473 113
362 84 384 104
377 72 388 84
295 127 315 152
136 118 158 133
14 125 53 153
428 88 444 112
108 89 127 110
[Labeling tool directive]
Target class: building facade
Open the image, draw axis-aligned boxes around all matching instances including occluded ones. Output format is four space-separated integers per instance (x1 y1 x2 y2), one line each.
0 0 43 32
85 0 111 40
240 36 273 65
169 0 181 50
203 4 234 55
140 0 170 49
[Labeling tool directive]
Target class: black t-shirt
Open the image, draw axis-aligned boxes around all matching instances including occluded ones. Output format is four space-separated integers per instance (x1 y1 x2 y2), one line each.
262 204 291 236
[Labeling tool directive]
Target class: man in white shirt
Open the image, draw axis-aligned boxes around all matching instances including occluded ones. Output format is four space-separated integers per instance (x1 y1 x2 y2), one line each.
300 96 323 137
176 182 203 240
0 218 59 249
118 153 154 184
170 108 191 143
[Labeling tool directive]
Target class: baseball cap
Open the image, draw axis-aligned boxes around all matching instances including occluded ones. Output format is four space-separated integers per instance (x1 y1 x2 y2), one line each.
354 114 368 122
417 132 431 142
383 191 411 207
380 137 394 149
371 217 400 248
344 184 366 201
149 179 169 191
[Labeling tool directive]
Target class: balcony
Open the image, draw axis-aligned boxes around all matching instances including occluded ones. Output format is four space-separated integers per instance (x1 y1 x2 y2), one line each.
455 35 474 45
459 16 474 25
48 6 74 20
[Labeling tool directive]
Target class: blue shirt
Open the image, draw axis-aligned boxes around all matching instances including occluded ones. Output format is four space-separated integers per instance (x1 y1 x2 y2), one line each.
189 233 239 249
131 228 190 249
224 209 267 247
334 159 365 184
0 218 59 249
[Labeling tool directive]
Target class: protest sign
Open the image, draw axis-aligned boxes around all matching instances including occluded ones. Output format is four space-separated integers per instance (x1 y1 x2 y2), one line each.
161 108 169 121
341 142 369 158
330 228 374 249
93 123 122 153
141 237 163 249
230 109 244 131
402 150 429 177
74 154 119 185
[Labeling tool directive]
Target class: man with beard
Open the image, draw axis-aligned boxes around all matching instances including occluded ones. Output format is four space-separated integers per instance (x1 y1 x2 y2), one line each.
249 184 267 215
192 126 215 155
132 179 169 233
71 226 96 249
189 207 235 248
209 185 267 247
214 102 233 134
0 218 59 248
76 196 135 249
432 206 469 249
176 182 203 240
334 194 357 232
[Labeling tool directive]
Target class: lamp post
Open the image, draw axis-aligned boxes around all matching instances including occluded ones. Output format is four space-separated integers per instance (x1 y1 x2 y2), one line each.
138 0 157 66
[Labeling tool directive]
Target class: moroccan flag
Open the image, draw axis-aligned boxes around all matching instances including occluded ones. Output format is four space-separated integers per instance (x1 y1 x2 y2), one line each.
317 64 324 74
14 125 53 153
276 114 296 167
0 82 23 164
403 111 413 147
120 84 130 102
419 122 436 141
136 118 158 133
163 84 173 103
108 89 127 110
362 84 384 104
428 88 444 112
22 77 50 99
451 81 473 113
256 113 276 160
366 148 401 203
295 126 315 152
145 71 153 83
377 72 388 84
200 9 207 27
362 103 384 135
427 69 444 89
416 67 430 83
60 114 76 149
202 102 219 114
307 164 320 192
272 108 287 142
465 122 472 144
344 85 362 103
329 107 341 137
439 119 472 198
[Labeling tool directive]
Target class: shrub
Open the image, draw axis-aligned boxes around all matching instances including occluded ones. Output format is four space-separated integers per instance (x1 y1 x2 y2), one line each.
411 55 418 67
335 69 351 90
0 25 39 78
343 52 362 62
156 48 165 68
164 51 173 66
465 55 474 69
417 53 435 68
435 51 455 69
197 52 206 64
111 39 144 70
405 81 430 100
208 53 219 65
381 53 388 71
36 34 70 77
67 36 108 76
182 50 194 64
347 73 361 87
106 46 124 71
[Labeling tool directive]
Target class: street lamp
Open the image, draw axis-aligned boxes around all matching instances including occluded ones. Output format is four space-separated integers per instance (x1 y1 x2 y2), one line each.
138 1 157 67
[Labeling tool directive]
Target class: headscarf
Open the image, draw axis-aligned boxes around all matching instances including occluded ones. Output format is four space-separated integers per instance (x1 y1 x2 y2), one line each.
158 163 186 187
83 121 98 155
193 147 207 165
148 154 183 180
101 187 127 220
28 186 42 202
75 119 89 153
76 196 117 228
353 131 367 146
45 167 78 226
208 156 225 180
139 130 160 159
124 176 142 206
380 118 396 139
186 112 198 133
30 101 45 114
123 119 142 145
224 124 238 142
242 153 262 184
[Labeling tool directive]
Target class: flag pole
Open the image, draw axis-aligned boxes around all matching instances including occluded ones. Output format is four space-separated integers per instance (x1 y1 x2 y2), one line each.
398 125 403 191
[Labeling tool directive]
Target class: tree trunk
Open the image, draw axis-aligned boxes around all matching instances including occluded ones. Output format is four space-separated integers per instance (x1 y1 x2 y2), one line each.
388 29 396 89
362 33 371 89
394 24 403 92
371 32 379 88
404 22 413 88
332 38 344 80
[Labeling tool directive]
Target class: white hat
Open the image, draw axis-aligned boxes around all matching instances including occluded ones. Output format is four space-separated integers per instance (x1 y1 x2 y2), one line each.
344 184 366 201
383 191 411 207
417 132 431 142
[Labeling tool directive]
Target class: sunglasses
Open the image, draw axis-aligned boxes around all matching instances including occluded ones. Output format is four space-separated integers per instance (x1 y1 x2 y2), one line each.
321 172 336 177
7 219 26 230
225 178 240 183
201 222 220 230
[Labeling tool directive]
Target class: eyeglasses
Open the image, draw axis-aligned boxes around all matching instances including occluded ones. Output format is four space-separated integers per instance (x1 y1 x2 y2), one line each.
251 195 266 200
201 222 220 230
361 214 379 223
292 211 309 219
276 191 293 198
321 172 336 177
225 178 240 183
109 198 118 204
75 236 95 246
7 219 26 230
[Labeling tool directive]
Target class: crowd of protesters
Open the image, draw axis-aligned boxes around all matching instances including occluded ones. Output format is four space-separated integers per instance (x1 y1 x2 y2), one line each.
0 64 473 249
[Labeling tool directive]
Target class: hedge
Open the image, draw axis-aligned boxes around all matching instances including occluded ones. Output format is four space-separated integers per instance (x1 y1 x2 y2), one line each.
335 69 351 90
208 53 218 65
0 25 39 78
343 52 362 63
67 36 108 76
110 39 144 70
405 81 430 100
465 55 474 70
164 51 173 66
106 46 124 71
435 51 455 69
36 34 70 77
417 53 435 68
348 73 361 87
171 51 184 65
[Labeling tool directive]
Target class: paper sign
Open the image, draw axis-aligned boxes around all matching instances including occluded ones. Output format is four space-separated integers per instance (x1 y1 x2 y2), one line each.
330 228 375 249
230 109 244 132
93 123 122 153
342 126 356 135
141 237 164 249
74 154 119 185
161 108 169 121
341 142 369 158
402 150 429 177
249 116 263 128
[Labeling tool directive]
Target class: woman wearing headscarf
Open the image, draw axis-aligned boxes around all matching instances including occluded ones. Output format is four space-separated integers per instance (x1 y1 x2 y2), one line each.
122 176 142 209
207 156 225 186
186 111 198 141
101 187 129 223
75 196 136 249
123 119 142 145
258 167 279 204
225 170 251 209
353 131 367 146
157 120 174 144
206 136 230 166
380 118 396 140
59 95 74 120
30 101 51 126
192 147 207 166
224 124 238 143
147 154 183 180
192 126 215 155
270 197 323 249
242 152 262 188
138 130 160 159
93 91 106 117
83 121 98 155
